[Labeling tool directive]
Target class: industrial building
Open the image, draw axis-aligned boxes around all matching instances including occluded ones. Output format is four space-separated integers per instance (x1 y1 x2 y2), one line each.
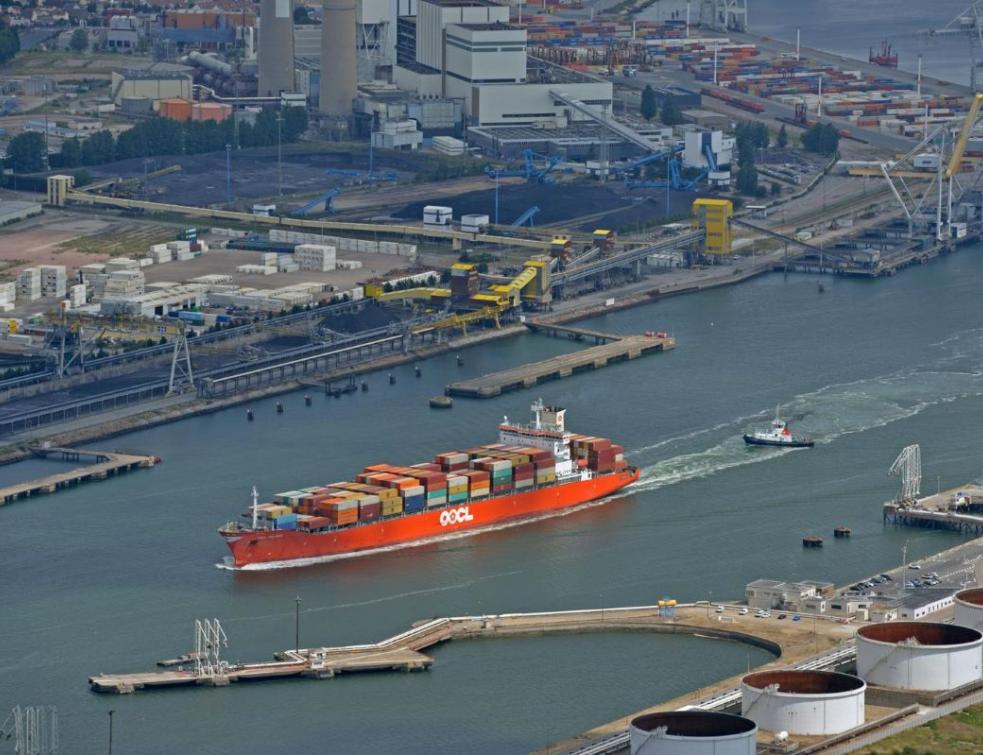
744 579 834 612
110 66 194 104
856 622 983 691
740 670 865 736
628 711 756 754
393 0 612 128
257 0 296 97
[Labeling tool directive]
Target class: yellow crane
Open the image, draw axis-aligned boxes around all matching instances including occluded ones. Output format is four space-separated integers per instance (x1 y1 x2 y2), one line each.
947 92 983 179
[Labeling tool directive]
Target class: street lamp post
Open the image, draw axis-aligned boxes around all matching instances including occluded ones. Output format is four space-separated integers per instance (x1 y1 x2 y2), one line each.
295 596 301 651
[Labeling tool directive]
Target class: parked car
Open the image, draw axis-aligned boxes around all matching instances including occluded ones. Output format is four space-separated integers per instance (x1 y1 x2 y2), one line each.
739 607 749 615
880 574 893 581
909 564 922 570
905 581 915 589
792 614 801 622
778 613 787 620
715 605 725 613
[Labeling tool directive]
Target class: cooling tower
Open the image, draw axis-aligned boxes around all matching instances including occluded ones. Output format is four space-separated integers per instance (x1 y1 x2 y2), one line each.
320 0 357 115
258 0 296 97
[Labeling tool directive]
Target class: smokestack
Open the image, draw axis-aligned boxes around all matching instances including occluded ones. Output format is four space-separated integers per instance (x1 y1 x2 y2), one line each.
258 0 296 97
320 0 357 116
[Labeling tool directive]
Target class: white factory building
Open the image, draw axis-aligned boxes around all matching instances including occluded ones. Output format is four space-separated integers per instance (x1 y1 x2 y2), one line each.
394 0 612 127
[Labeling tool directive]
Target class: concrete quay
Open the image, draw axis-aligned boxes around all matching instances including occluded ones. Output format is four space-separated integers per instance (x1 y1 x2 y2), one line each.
88 604 854 696
884 483 983 535
446 332 674 398
0 446 158 505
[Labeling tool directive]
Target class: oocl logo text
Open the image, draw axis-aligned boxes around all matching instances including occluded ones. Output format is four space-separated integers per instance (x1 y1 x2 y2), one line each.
439 507 475 527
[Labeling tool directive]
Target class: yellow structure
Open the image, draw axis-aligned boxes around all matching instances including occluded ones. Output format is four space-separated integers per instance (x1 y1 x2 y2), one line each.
948 92 983 179
691 198 733 255
372 286 450 302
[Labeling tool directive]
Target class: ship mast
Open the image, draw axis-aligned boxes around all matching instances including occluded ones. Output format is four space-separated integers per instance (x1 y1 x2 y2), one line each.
251 486 259 529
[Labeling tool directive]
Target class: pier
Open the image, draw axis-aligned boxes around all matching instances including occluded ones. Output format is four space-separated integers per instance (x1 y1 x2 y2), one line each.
88 604 856 695
0 447 158 505
446 333 674 398
883 483 983 535
524 321 624 344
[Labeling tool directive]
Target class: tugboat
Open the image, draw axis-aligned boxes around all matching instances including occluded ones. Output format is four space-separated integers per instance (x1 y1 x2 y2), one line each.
743 407 814 448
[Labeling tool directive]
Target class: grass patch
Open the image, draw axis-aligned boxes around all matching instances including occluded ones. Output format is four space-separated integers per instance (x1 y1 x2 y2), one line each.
57 223 175 258
855 702 983 755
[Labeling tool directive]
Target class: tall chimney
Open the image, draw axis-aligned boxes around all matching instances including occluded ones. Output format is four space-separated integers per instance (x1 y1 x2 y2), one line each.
258 0 296 97
319 0 357 115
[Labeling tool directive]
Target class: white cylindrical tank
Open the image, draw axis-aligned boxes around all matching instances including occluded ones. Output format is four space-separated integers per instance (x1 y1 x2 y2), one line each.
258 0 296 96
740 670 865 736
955 588 983 631
320 0 357 115
856 622 983 691
629 711 757 755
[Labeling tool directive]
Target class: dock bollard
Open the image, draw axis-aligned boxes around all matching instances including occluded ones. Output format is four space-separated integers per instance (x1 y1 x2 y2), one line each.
389 373 396 385
276 402 284 414
246 409 254 421
305 395 312 406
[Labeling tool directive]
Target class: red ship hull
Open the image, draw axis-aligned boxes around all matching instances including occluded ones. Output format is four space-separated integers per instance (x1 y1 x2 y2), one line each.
221 469 639 568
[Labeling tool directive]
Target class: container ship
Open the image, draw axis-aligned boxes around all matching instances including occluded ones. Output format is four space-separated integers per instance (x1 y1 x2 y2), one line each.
220 400 639 568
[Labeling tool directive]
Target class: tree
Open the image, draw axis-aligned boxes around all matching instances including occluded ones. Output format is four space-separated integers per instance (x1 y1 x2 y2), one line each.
0 23 20 65
69 28 88 53
81 129 115 165
777 123 788 149
640 85 658 122
736 161 758 195
59 137 82 168
660 98 683 127
282 106 308 142
770 182 781 196
6 131 46 173
802 123 840 156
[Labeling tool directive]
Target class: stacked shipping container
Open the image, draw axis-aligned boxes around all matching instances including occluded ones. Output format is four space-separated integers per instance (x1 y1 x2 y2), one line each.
262 435 622 533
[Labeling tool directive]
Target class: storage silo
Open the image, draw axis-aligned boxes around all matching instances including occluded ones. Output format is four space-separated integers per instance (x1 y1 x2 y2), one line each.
856 622 983 691
629 711 757 755
258 0 296 96
741 670 865 736
320 0 357 115
955 588 983 630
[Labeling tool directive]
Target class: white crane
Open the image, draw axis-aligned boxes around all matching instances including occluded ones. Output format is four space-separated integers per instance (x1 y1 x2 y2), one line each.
890 444 922 502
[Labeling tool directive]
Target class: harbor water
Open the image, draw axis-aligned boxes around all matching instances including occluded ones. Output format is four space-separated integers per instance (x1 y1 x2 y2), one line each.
643 0 975 85
3 247 983 752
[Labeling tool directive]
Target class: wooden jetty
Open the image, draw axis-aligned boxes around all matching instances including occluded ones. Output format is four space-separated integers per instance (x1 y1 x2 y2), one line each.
446 332 674 398
0 446 158 505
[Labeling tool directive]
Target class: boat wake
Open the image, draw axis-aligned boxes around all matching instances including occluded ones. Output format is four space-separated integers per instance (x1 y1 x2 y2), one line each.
628 330 983 494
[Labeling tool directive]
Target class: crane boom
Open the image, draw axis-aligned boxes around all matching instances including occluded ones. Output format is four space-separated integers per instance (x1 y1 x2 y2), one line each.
946 92 983 178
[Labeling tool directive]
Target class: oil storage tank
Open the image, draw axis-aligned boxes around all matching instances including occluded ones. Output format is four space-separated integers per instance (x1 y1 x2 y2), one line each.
955 588 983 630
741 670 865 735
629 711 757 755
856 622 982 691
